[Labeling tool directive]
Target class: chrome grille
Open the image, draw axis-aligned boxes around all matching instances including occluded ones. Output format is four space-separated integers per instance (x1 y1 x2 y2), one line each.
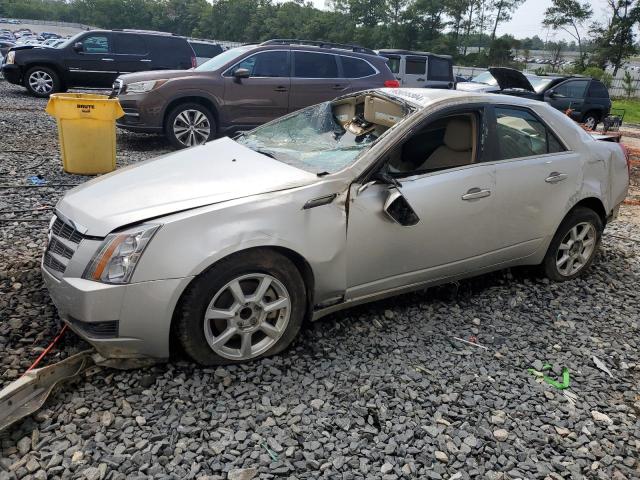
44 215 84 279
51 217 83 244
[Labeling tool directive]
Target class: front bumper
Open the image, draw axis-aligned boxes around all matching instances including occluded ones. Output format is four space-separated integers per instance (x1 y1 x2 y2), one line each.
41 265 192 359
1 64 22 85
116 91 165 133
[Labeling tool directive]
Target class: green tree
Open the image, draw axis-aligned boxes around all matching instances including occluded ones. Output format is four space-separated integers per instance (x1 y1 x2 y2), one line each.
489 0 524 42
542 0 592 69
591 0 640 75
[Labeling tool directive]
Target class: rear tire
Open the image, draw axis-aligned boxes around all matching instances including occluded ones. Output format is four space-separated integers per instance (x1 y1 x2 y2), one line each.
175 250 306 366
542 207 603 281
582 111 600 130
165 102 216 149
24 66 60 97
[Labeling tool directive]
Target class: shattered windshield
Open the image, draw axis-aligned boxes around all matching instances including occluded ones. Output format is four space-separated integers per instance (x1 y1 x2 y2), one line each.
236 100 396 174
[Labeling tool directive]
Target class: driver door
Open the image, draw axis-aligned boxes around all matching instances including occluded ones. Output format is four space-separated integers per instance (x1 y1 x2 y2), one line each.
346 108 501 299
65 32 117 87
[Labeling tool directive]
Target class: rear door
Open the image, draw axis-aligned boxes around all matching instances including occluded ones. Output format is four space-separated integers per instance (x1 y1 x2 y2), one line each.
490 105 582 258
65 32 117 87
403 55 427 87
222 50 290 127
546 79 590 119
113 33 150 75
289 51 349 111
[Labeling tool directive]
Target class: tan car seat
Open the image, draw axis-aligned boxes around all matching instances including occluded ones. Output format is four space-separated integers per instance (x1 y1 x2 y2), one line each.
421 117 473 170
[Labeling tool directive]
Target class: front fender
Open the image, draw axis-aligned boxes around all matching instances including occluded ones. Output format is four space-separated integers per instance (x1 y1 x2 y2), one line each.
132 181 350 306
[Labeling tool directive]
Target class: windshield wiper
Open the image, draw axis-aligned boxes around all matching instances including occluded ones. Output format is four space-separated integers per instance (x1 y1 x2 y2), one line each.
253 148 278 160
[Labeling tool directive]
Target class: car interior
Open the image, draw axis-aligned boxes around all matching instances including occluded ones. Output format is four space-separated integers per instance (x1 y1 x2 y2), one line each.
332 94 407 140
387 113 478 174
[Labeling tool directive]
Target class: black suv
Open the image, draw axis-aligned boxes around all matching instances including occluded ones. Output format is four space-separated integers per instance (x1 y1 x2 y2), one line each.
487 68 612 129
1 29 195 97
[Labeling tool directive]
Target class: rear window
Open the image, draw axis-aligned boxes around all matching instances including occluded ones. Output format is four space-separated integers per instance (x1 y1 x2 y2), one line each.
293 52 338 78
588 81 609 98
555 79 589 98
340 56 375 78
406 56 426 75
114 33 147 55
384 55 400 74
146 36 191 59
428 57 451 82
190 42 223 58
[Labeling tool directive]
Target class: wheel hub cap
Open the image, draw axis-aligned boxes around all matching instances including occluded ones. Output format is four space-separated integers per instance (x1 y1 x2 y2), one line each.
203 273 291 360
556 222 596 277
29 71 53 94
173 109 210 147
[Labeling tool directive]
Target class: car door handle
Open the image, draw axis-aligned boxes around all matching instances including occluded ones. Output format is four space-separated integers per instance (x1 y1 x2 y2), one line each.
332 84 345 90
545 172 568 183
274 86 288 92
417 78 425 82
140 59 152 62
461 188 491 201
101 58 115 61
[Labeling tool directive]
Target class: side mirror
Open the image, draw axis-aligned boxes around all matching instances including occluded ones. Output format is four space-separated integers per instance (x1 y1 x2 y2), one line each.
72 41 83 52
545 89 556 98
383 189 420 226
233 68 250 81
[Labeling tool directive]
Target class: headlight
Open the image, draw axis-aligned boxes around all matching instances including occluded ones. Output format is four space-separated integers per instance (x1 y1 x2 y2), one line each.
83 224 160 284
6 51 15 64
125 79 167 94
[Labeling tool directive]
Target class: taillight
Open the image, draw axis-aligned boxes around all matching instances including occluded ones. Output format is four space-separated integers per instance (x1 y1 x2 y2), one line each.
619 142 631 179
384 80 400 88
191 56 197 69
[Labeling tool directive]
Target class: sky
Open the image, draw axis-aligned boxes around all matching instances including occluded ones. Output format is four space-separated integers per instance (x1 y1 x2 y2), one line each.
309 0 613 42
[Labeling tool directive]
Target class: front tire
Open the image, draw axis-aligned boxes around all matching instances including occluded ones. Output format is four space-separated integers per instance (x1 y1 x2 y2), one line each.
175 250 306 365
24 66 60 97
542 207 603 281
165 102 216 149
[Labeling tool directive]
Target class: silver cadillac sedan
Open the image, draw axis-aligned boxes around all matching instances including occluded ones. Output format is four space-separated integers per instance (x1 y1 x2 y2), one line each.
42 89 630 365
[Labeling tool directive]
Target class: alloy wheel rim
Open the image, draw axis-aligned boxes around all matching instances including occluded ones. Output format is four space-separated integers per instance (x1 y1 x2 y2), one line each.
203 273 291 360
173 109 210 147
584 117 596 130
556 222 596 276
28 71 53 94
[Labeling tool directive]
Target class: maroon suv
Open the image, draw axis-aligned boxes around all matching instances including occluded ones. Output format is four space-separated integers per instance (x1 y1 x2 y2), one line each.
113 39 400 148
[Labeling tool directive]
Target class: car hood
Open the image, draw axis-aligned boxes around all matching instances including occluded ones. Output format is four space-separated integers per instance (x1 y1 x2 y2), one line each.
56 137 318 236
488 67 535 92
118 69 195 84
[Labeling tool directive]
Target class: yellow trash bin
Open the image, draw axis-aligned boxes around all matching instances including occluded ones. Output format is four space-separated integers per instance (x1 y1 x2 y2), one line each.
45 93 125 175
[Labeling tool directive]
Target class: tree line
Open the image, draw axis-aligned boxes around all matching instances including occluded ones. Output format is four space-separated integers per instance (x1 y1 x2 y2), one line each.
1 0 639 73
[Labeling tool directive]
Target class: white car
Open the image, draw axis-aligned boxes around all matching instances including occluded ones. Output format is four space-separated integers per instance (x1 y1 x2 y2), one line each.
42 89 630 365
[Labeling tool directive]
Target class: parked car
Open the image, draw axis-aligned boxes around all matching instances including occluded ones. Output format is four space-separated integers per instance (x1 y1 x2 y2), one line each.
188 39 224 66
114 39 400 148
378 49 454 89
456 68 541 93
2 29 196 97
41 32 61 40
42 88 629 365
457 68 611 130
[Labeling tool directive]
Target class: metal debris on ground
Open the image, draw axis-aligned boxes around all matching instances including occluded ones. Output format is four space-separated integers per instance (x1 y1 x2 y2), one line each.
592 356 614 378
261 441 279 462
452 336 489 350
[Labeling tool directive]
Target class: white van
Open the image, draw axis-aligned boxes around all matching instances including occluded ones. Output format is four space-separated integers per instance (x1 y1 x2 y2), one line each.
378 50 454 89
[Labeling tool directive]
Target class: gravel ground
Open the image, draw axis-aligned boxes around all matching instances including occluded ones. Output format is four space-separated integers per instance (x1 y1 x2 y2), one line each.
1 80 639 480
